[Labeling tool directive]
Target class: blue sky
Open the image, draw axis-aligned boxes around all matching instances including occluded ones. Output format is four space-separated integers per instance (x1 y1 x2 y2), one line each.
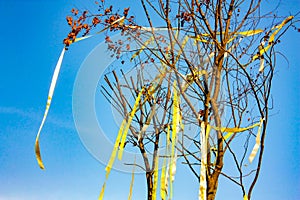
0 0 299 199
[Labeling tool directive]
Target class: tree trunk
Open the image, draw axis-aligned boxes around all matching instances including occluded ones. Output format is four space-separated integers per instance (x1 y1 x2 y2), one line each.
207 177 219 200
146 171 153 200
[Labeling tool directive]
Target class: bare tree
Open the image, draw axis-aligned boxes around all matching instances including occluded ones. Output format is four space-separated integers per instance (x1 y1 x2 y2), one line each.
35 0 299 200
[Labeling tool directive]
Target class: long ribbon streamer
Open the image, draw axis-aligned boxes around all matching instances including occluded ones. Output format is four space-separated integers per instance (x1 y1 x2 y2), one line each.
35 16 126 169
127 158 136 200
252 16 293 60
35 47 66 169
118 89 143 160
169 81 179 199
160 125 171 200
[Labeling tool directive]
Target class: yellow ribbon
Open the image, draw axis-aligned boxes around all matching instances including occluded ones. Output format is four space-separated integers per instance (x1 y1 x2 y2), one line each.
127 159 136 200
191 29 263 44
35 47 66 169
100 89 143 200
160 125 171 200
169 81 180 199
212 120 262 140
105 119 126 177
118 89 143 160
248 118 264 163
152 150 159 200
252 16 293 60
130 36 154 61
160 156 167 200
35 16 127 170
98 182 106 200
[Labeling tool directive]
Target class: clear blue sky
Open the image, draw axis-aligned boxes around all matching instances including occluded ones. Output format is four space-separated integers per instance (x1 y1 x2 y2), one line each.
0 0 299 199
